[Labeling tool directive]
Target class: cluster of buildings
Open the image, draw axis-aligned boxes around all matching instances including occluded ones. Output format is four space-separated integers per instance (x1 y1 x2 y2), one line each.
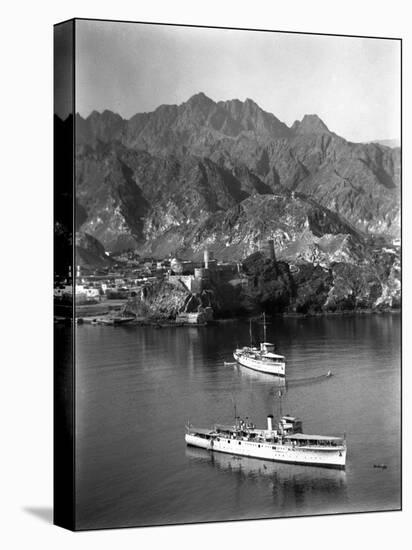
53 249 243 305
54 241 277 312
53 259 167 304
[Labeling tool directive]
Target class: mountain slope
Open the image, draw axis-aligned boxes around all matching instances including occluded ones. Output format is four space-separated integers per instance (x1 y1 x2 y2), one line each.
76 93 400 236
76 141 277 252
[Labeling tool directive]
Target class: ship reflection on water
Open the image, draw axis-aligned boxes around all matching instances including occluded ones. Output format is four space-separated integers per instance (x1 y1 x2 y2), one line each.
231 362 333 390
186 447 348 514
232 364 286 386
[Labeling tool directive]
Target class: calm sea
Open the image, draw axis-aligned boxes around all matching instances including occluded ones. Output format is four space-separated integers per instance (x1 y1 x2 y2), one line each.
73 314 401 529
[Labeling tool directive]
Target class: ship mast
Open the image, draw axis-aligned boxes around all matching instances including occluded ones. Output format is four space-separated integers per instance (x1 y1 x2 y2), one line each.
234 402 237 428
249 318 253 347
263 312 267 342
278 388 283 418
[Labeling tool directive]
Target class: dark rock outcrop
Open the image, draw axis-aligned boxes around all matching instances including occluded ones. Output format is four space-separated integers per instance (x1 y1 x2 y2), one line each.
75 232 113 268
123 280 229 319
241 253 293 313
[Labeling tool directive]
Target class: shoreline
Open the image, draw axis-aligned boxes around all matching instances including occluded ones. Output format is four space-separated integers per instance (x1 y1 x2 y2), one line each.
55 305 401 325
213 308 401 323
280 308 401 319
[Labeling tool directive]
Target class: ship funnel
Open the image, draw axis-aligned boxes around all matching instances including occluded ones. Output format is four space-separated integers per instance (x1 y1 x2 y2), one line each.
267 415 273 432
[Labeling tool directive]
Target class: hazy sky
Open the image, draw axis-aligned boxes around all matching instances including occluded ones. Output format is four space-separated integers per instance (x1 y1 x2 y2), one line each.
75 20 400 143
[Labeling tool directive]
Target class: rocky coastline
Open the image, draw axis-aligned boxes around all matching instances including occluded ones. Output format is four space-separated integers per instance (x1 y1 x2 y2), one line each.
117 249 400 323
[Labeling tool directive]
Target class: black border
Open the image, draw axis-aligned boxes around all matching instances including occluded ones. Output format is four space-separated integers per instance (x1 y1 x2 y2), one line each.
53 17 402 532
53 19 76 531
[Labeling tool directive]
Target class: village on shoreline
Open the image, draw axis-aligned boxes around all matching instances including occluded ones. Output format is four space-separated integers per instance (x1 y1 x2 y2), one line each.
54 238 400 328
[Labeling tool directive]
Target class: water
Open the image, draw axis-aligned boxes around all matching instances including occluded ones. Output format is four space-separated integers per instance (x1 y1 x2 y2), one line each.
74 314 401 529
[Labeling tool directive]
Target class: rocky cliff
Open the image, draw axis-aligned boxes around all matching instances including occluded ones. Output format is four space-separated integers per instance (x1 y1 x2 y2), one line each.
120 247 400 319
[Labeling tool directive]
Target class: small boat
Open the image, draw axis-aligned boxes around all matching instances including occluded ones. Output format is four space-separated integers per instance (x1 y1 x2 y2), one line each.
98 316 135 326
185 412 346 469
233 313 285 376
98 317 115 325
112 316 135 325
82 317 98 325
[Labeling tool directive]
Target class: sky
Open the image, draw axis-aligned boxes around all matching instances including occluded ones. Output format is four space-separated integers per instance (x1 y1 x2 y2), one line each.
75 20 401 143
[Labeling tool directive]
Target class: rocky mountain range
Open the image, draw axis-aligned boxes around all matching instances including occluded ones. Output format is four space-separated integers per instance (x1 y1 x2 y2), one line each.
65 93 401 312
76 93 400 253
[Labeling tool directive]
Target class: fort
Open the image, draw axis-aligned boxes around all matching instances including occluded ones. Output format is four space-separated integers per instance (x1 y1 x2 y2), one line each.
167 249 240 293
55 240 280 322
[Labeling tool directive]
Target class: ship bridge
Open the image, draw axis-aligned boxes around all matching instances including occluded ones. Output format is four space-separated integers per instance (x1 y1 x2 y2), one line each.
284 433 345 446
260 342 275 353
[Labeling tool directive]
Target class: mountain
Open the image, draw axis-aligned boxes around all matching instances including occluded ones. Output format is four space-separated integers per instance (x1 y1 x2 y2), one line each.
68 94 401 312
291 114 331 135
76 141 272 253
370 138 400 148
75 139 368 261
76 93 400 237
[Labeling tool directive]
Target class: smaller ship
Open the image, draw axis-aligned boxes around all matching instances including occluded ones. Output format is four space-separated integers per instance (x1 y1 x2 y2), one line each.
233 314 285 376
185 411 347 469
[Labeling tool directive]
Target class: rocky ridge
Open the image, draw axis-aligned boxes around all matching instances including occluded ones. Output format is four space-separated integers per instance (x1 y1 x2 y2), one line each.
65 93 401 315
76 93 400 237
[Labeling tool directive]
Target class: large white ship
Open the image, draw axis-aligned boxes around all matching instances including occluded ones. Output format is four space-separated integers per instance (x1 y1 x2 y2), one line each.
233 314 285 376
185 413 347 469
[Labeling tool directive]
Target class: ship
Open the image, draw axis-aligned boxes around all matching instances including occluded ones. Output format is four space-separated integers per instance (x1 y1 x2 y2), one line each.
185 413 347 469
233 313 285 376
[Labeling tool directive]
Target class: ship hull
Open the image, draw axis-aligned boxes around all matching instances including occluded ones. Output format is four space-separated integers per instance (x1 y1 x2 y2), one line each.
233 351 285 376
185 433 346 469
